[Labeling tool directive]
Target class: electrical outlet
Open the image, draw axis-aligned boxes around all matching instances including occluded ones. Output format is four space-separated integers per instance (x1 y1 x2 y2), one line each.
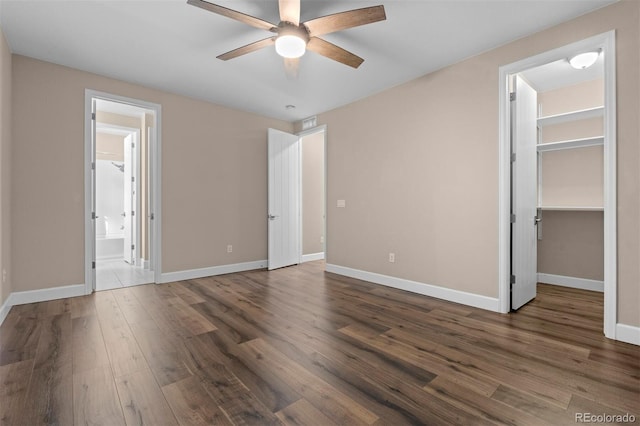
388 253 395 263
227 245 233 253
320 235 324 243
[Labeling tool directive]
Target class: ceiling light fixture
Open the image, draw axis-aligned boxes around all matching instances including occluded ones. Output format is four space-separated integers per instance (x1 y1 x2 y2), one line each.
275 35 306 59
187 0 386 78
274 25 309 59
569 51 599 70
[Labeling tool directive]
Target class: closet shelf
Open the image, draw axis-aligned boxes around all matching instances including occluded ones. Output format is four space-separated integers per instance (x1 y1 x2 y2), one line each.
537 136 604 152
537 106 604 127
538 206 604 211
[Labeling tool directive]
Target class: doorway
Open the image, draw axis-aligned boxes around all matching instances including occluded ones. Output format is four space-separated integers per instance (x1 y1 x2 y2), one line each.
94 120 149 290
299 126 326 263
84 90 162 292
267 125 327 270
498 31 616 338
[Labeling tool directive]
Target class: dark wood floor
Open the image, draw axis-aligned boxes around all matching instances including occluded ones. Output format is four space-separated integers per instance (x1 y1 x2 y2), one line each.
0 261 638 425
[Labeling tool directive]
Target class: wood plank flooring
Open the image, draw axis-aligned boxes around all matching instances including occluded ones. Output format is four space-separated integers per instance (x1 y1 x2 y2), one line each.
0 261 638 425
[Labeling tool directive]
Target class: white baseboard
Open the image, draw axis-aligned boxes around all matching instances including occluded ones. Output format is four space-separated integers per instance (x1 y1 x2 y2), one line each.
0 283 86 327
301 252 325 263
537 273 604 292
97 255 123 261
325 264 501 312
616 323 640 346
0 296 11 326
9 284 86 306
159 260 267 284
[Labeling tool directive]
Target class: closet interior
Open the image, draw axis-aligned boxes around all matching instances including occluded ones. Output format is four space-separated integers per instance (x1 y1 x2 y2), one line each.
524 61 605 292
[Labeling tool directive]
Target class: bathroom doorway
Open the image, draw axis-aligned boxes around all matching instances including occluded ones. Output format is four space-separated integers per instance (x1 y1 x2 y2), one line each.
85 91 162 292
95 122 146 290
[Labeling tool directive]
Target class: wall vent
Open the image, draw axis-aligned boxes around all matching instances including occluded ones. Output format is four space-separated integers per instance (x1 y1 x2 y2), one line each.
302 116 317 130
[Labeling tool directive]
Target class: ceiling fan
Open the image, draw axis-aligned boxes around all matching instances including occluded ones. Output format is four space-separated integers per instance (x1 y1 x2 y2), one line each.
187 0 386 78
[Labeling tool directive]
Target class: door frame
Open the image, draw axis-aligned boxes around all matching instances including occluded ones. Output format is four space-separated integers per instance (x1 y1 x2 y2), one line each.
84 89 163 293
497 31 616 338
296 125 327 264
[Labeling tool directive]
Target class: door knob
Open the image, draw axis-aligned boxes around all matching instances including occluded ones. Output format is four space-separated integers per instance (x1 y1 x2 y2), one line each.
268 214 279 220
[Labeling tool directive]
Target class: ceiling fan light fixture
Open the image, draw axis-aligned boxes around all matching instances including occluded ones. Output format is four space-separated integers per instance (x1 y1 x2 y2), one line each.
275 35 306 58
569 51 599 70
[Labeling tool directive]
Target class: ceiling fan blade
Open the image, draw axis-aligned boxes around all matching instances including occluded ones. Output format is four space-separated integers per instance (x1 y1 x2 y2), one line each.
187 0 276 32
217 37 275 61
279 0 300 25
307 37 364 69
284 58 300 79
303 5 386 37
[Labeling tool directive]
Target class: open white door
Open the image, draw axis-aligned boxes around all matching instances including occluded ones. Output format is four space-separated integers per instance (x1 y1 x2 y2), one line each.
268 128 300 270
123 134 135 264
90 99 97 290
511 75 539 310
147 126 155 271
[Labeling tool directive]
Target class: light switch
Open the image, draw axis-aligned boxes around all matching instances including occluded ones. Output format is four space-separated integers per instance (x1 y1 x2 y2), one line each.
337 199 346 208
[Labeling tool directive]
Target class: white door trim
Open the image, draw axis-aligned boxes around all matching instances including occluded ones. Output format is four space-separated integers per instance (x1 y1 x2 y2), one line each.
84 89 163 294
498 31 617 338
296 125 327 264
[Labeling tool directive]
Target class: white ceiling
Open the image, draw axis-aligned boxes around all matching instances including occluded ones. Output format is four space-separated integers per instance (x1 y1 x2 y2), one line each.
521 54 604 92
0 0 616 122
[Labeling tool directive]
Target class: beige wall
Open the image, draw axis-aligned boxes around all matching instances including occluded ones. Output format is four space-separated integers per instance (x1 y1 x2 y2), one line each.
96 132 125 161
538 78 604 117
301 131 325 255
541 146 604 207
11 55 292 292
541 117 603 143
316 1 639 326
97 110 141 130
538 211 604 280
0 28 11 307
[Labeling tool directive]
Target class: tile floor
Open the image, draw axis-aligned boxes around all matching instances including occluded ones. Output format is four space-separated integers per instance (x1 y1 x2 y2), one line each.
96 259 155 291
